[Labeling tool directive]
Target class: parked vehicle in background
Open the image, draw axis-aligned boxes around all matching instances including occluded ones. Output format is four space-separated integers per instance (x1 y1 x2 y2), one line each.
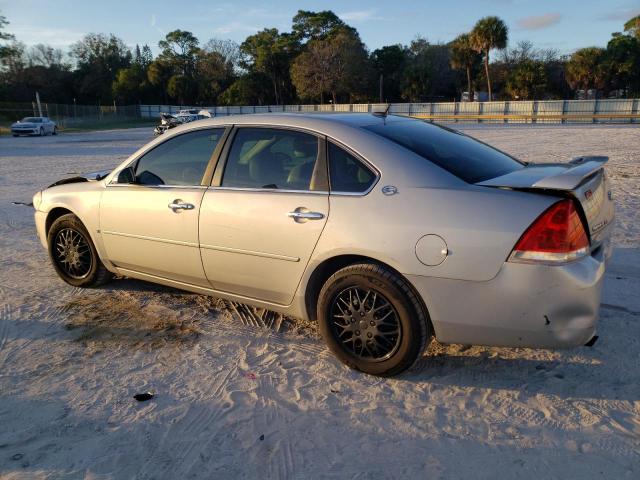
32 113 614 376
11 117 57 137
155 110 212 136
153 113 182 136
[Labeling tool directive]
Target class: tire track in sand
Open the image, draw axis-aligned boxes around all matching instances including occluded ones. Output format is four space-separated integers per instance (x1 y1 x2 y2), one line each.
134 361 239 479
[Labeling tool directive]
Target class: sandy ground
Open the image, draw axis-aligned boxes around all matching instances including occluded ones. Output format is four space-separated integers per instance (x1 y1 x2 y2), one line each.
0 124 639 479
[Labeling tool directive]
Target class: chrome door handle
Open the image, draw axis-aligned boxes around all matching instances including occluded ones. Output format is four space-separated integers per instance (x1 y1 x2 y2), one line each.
287 211 324 220
168 201 195 211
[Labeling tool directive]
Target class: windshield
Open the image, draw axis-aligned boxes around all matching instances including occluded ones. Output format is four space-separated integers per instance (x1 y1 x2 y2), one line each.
363 119 524 183
21 117 43 123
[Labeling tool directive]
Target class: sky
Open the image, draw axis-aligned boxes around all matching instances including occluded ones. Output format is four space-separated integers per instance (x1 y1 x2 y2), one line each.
1 0 639 56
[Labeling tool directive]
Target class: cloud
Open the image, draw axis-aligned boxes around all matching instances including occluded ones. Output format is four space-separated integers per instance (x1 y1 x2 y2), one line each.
517 13 562 30
8 25 85 47
338 10 379 22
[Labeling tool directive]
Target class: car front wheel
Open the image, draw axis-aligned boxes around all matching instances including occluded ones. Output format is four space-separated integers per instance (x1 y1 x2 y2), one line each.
52 126 57 135
47 213 113 287
39 127 44 136
317 263 432 376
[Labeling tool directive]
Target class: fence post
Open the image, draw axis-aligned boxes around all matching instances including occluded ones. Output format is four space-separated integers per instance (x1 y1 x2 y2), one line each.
632 98 639 125
532 100 538 124
593 98 598 124
561 99 567 125
478 101 483 124
503 101 509 124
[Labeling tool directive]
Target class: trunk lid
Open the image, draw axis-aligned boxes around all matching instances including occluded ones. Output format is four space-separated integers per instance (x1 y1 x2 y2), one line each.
477 156 615 248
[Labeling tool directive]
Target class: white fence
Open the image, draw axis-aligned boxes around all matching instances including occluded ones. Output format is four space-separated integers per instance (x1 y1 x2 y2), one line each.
140 99 640 124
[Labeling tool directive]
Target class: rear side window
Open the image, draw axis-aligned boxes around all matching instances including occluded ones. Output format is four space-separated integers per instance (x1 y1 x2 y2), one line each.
135 129 223 185
328 142 376 193
222 128 319 190
363 120 523 183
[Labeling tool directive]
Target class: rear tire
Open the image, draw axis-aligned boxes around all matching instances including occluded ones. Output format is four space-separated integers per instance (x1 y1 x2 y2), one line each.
52 126 57 135
317 263 432 376
47 213 113 288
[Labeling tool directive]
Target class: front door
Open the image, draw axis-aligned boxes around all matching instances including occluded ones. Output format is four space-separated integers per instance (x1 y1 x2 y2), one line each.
199 127 329 305
100 128 225 287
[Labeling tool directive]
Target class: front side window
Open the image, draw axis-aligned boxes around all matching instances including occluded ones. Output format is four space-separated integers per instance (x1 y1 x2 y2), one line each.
328 142 376 193
221 128 319 191
134 129 223 186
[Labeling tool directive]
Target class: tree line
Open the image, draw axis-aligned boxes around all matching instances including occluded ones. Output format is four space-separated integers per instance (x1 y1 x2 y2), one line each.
0 10 639 106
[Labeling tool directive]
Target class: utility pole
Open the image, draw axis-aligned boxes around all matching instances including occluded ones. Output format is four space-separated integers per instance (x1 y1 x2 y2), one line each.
379 74 384 103
35 92 43 116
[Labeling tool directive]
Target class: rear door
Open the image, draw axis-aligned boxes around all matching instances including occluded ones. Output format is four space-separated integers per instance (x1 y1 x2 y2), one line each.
199 126 329 305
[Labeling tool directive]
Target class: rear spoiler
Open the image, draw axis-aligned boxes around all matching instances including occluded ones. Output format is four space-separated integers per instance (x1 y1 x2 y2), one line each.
533 156 608 190
477 156 608 191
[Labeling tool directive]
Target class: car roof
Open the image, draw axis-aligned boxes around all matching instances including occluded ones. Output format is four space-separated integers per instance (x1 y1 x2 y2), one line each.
194 112 412 130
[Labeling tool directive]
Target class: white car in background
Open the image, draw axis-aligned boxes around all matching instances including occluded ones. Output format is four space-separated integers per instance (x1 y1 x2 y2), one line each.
11 117 57 137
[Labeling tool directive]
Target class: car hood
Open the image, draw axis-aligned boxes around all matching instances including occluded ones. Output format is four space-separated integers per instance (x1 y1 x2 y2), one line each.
47 169 112 188
12 122 37 127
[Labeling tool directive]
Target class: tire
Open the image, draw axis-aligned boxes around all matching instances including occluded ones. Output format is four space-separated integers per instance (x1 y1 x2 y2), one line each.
39 127 44 136
12 134 18 137
47 213 113 288
52 126 57 135
317 263 432 376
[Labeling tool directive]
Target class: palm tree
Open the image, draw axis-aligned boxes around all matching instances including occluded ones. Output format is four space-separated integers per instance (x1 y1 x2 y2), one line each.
470 16 508 100
450 33 480 101
565 47 607 96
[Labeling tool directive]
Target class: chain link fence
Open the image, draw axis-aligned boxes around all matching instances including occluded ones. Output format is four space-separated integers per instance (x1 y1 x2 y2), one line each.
0 102 143 134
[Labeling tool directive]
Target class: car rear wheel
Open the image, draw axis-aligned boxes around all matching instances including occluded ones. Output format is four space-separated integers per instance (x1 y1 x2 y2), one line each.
52 126 57 135
317 263 432 376
47 213 113 288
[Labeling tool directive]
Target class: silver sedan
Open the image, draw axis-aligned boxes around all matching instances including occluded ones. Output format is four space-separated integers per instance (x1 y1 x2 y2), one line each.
32 114 615 376
11 116 57 136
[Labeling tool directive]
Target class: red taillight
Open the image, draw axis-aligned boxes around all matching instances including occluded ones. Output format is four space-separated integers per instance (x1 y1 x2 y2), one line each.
509 199 589 264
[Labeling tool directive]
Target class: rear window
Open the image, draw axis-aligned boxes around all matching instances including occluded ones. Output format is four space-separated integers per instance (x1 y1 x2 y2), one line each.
363 120 524 183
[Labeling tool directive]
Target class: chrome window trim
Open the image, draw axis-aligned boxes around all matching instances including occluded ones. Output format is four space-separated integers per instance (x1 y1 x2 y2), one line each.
208 186 329 195
326 138 381 197
108 125 231 186
215 125 327 192
106 184 208 190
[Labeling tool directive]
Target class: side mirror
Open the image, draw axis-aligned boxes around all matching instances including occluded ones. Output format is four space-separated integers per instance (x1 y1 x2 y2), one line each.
117 167 136 184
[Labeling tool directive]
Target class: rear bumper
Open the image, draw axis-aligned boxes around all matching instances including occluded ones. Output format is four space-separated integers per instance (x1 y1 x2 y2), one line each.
407 249 605 349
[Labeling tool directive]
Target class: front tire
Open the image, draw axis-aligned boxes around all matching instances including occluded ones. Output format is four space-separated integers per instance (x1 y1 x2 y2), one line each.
52 126 57 135
39 127 44 136
317 263 432 376
47 214 113 287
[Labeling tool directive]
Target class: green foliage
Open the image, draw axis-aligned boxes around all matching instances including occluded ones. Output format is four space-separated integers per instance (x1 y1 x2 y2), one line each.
292 10 346 41
604 33 640 95
70 33 132 103
565 47 607 93
291 28 370 103
0 9 639 105
449 34 482 99
506 60 547 99
624 15 640 40
371 45 407 102
470 16 509 98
